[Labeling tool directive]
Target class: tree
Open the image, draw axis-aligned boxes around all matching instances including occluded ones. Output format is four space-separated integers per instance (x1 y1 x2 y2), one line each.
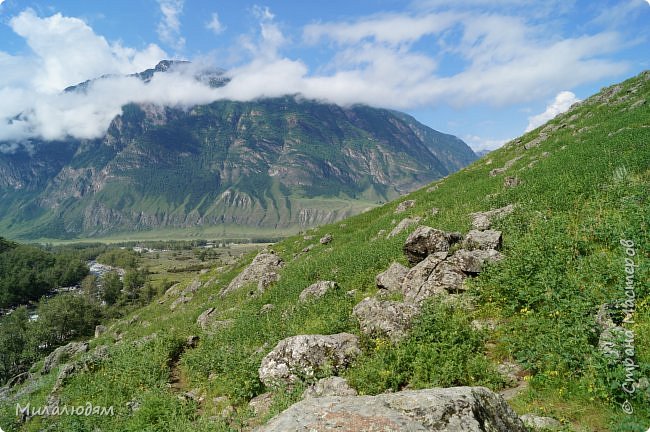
102 272 122 306
0 307 30 384
122 268 148 303
31 294 101 350
139 282 158 305
81 274 100 302
193 248 208 262
0 243 89 308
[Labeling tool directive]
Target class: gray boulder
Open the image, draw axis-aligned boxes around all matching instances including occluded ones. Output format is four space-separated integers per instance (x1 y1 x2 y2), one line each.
220 252 284 296
504 176 521 188
258 333 360 386
524 133 548 150
401 252 449 303
598 325 628 359
403 226 462 264
170 294 191 310
503 155 524 169
181 279 202 296
463 230 503 250
6 371 30 388
164 283 182 297
595 303 615 331
42 342 89 374
303 376 357 399
353 297 419 342
401 251 471 302
258 271 281 293
520 414 562 430
94 325 108 338
497 361 524 387
319 234 333 245
255 386 526 432
469 205 515 230
425 261 467 295
447 249 503 274
387 217 422 239
299 281 338 303
196 307 217 329
249 392 274 416
51 363 77 393
395 199 416 214
375 262 409 292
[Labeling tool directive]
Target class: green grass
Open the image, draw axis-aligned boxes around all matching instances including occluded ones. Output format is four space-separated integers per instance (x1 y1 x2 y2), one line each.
1 71 648 431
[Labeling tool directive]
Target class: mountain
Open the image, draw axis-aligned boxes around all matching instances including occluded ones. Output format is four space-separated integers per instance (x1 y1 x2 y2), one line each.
0 71 647 431
0 62 476 240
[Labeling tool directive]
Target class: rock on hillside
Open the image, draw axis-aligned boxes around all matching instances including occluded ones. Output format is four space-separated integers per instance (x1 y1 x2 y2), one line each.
220 252 283 296
403 226 462 264
258 333 360 386
353 297 419 342
255 386 526 432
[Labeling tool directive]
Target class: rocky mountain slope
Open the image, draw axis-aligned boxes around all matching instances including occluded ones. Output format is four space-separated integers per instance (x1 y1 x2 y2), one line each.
0 71 648 431
0 62 476 240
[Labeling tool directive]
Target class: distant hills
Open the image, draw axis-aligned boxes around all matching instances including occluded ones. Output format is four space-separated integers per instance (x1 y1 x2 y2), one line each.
0 61 476 240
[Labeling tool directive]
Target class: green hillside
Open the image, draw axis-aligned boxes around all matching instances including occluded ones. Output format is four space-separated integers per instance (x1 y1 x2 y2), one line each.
0 71 648 431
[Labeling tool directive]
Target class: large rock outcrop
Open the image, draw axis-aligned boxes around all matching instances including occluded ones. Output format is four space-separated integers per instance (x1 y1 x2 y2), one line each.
375 262 409 292
396 224 504 304
220 252 284 296
42 342 89 374
352 297 419 342
403 226 462 264
255 386 526 432
400 251 471 303
258 333 360 386
463 230 503 250
447 249 503 274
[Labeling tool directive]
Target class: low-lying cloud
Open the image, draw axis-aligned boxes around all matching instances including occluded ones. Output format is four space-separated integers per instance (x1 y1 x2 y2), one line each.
525 91 580 132
0 5 635 146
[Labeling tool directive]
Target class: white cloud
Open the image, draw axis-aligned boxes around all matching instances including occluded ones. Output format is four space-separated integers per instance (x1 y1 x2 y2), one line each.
156 0 185 51
206 12 224 34
0 6 632 146
0 10 168 143
303 12 457 45
9 10 165 93
463 134 508 152
525 91 580 132
247 5 286 59
299 12 626 108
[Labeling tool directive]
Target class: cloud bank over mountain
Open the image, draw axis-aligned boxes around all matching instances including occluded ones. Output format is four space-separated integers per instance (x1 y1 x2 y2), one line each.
0 2 641 144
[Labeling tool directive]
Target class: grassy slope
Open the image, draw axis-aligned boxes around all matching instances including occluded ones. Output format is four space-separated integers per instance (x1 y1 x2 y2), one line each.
2 72 648 432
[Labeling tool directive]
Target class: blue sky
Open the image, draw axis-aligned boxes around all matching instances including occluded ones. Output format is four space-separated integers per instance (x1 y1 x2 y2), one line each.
0 0 648 151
